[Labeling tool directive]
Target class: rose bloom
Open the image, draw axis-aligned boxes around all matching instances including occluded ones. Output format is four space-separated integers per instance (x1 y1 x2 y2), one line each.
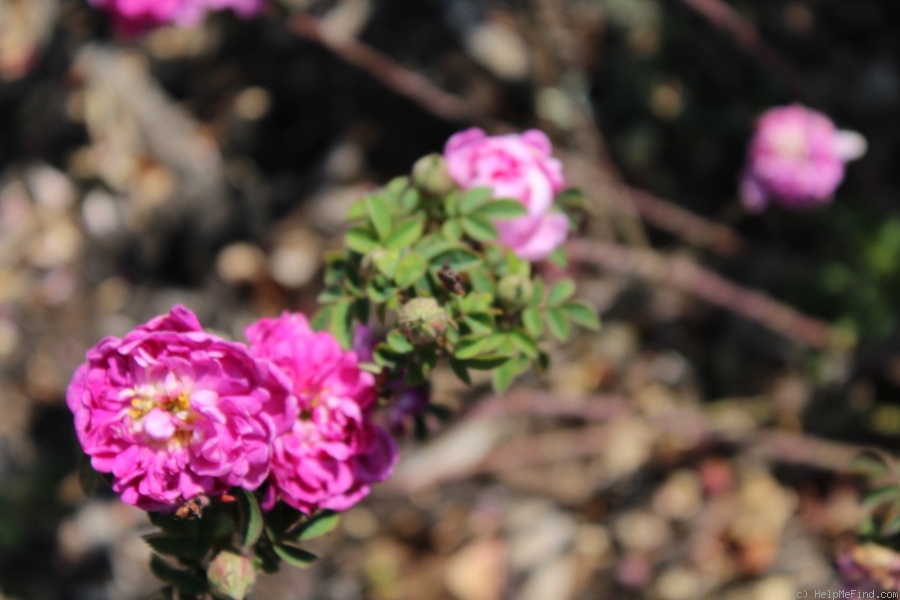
66 305 295 511
741 104 866 212
246 313 398 514
89 0 266 36
444 128 569 261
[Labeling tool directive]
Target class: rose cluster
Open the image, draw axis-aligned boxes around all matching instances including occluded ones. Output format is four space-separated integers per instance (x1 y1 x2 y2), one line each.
89 0 266 36
66 305 396 513
444 128 569 261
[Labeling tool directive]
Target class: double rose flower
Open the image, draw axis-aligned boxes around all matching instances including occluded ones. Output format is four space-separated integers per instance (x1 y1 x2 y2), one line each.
66 305 397 513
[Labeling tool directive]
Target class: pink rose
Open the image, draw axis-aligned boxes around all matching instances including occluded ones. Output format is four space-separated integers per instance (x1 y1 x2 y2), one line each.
66 305 295 511
246 313 398 514
444 128 569 261
89 0 265 36
741 105 866 212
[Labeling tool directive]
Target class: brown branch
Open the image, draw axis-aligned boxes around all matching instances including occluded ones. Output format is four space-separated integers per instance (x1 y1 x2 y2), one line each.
288 13 473 124
566 238 847 351
677 0 806 99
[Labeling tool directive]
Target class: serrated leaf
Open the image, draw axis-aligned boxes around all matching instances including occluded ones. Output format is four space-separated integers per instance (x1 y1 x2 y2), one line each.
444 191 461 216
395 253 428 288
475 199 527 220
864 485 900 509
454 336 490 359
461 215 498 242
385 217 425 250
150 555 207 596
522 307 543 337
561 302 600 330
387 330 414 354
850 450 892 478
289 512 340 541
464 313 494 335
442 219 463 242
459 187 494 214
272 543 318 568
144 534 211 560
329 299 354 350
491 357 529 393
373 249 400 278
547 308 571 341
346 199 368 220
236 489 263 550
463 354 511 370
429 246 481 271
547 280 576 307
346 227 379 254
366 194 393 240
449 357 472 384
547 247 568 268
507 330 539 359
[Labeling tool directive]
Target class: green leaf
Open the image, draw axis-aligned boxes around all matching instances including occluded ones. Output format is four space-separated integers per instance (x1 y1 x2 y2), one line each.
385 217 425 250
272 543 318 568
459 187 494 214
310 306 332 332
561 302 600 330
329 299 354 350
289 512 340 541
150 555 207 596
346 198 368 220
461 215 498 242
547 280 576 307
547 247 568 268
864 485 900 509
144 534 210 561
346 227 379 254
475 199 527 220
507 330 539 359
529 279 545 306
429 246 481 271
460 291 494 313
236 489 263 550
449 357 472 384
387 330 414 354
491 358 529 393
443 191 461 216
399 188 421 212
522 307 543 337
366 194 394 240
463 313 494 335
468 268 494 293
395 253 429 288
442 219 463 242
850 450 891 478
454 336 490 359
373 249 400 278
547 308 571 341
374 344 403 369
463 354 511 370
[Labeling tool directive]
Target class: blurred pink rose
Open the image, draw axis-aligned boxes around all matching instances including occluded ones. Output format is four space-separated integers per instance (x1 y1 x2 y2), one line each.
246 313 398 514
66 305 295 511
741 104 866 212
89 0 265 36
444 128 569 261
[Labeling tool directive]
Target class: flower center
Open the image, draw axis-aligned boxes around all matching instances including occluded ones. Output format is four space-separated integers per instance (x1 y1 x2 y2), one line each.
772 125 809 160
127 388 198 446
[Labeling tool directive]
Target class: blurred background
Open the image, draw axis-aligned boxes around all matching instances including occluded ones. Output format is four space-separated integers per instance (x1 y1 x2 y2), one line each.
2 0 900 598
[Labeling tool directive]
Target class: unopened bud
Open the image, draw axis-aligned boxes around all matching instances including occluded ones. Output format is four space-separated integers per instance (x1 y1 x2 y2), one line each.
398 297 450 345
498 274 534 307
207 551 256 600
411 154 455 197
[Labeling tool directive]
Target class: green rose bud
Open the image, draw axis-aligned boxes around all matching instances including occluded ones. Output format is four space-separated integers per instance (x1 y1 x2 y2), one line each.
411 154 455 197
207 551 256 600
398 297 450 345
497 274 534 308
